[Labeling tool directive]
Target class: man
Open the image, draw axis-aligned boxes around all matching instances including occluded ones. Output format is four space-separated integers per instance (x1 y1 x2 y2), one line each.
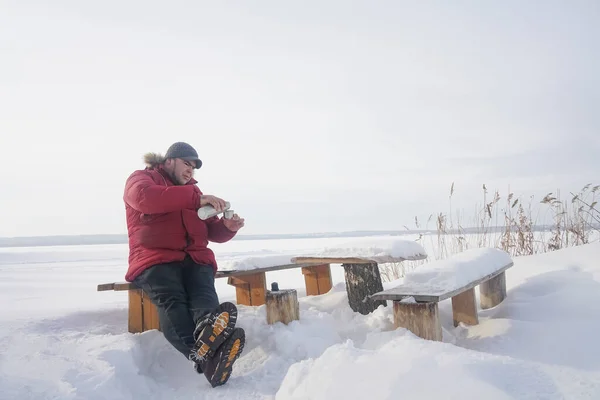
122 141 245 388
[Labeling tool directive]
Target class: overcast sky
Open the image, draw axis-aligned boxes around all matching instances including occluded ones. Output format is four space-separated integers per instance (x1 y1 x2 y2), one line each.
1 1 599 237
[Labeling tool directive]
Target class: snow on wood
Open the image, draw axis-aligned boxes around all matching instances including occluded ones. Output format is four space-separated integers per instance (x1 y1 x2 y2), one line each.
303 237 427 261
404 247 512 287
372 247 513 302
218 254 294 272
217 236 427 272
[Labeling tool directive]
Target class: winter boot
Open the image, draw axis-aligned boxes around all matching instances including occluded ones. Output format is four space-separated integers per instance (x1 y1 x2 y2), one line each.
202 327 245 388
190 302 238 364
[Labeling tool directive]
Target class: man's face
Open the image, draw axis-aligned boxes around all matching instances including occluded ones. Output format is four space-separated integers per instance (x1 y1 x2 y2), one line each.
164 158 195 185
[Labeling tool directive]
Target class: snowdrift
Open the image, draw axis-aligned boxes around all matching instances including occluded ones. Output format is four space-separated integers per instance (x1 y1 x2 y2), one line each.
1 238 599 399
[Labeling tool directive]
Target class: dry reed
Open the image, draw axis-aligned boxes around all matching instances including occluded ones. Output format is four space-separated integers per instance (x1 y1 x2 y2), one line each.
379 183 599 282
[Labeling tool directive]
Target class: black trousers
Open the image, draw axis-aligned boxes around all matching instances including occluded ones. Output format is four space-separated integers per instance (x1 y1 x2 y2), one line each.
133 256 220 359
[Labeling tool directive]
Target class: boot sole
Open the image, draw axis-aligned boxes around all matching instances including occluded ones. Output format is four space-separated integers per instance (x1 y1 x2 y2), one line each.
206 328 245 388
193 302 237 361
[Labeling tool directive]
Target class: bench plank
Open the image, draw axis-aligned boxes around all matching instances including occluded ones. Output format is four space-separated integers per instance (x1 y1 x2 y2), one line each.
97 282 116 291
217 263 313 277
291 255 426 264
114 282 136 291
97 263 319 292
370 261 513 303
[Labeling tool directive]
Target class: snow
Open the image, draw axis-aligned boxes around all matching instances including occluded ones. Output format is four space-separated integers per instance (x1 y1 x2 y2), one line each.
279 337 559 400
298 236 427 261
218 253 295 272
216 236 427 271
1 236 600 399
384 247 514 299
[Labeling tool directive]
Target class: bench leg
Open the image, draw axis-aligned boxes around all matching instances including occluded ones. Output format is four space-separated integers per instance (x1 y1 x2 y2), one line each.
480 271 507 309
227 272 267 306
129 289 143 333
128 289 161 333
302 264 332 296
393 300 442 341
451 288 479 327
142 291 161 332
343 262 387 315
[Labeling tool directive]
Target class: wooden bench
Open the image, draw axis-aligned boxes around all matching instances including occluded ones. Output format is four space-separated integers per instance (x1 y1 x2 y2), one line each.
98 253 426 333
370 248 513 341
98 262 333 333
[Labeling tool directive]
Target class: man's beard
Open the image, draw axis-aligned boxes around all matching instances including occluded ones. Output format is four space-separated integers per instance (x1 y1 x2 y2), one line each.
167 170 184 186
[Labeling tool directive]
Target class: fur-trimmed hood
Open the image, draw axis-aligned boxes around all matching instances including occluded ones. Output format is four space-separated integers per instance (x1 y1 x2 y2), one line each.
143 152 166 170
141 152 198 185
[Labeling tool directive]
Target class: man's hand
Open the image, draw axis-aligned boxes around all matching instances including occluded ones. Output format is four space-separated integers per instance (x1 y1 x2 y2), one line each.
200 195 228 212
223 213 245 232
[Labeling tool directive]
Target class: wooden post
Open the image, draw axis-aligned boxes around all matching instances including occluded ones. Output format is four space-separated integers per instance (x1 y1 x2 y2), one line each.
227 272 267 306
393 300 442 341
129 289 160 333
142 291 161 331
302 264 332 296
128 289 144 333
342 262 387 315
480 271 507 309
266 288 300 325
451 288 479 327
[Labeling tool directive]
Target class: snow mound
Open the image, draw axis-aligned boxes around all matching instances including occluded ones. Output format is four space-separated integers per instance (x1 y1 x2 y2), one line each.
277 335 564 400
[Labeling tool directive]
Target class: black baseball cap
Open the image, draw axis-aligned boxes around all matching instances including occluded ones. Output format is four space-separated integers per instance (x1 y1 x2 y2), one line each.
165 142 202 169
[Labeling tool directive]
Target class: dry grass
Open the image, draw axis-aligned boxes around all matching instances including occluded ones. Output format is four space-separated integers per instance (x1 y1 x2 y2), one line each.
379 183 599 282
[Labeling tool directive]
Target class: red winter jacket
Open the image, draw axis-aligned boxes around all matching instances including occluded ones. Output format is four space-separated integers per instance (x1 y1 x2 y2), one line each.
122 165 236 282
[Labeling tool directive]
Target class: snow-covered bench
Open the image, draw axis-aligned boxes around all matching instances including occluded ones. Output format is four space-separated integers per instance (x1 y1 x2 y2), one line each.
97 237 427 333
370 248 513 341
291 237 427 315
